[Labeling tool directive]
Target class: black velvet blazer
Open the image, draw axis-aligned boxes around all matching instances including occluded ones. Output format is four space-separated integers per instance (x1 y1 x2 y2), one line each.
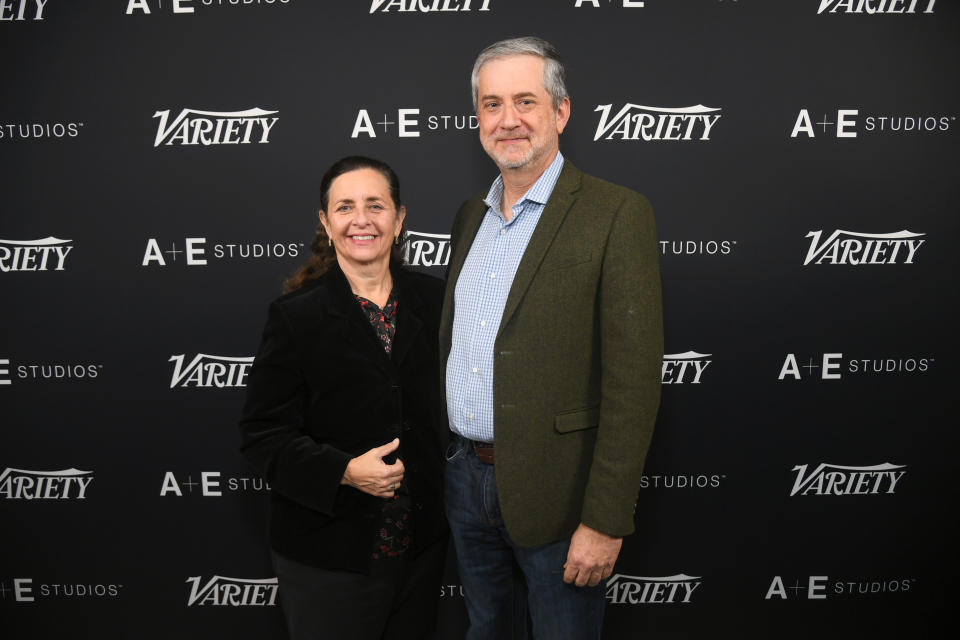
239 263 447 573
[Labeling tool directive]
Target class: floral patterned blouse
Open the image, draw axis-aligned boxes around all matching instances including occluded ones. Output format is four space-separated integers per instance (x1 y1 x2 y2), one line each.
355 291 411 559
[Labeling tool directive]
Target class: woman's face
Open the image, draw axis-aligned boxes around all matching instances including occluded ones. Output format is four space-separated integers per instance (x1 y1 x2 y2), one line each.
320 168 405 273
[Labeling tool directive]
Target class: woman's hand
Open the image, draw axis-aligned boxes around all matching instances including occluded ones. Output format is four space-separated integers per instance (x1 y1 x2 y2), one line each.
341 438 405 498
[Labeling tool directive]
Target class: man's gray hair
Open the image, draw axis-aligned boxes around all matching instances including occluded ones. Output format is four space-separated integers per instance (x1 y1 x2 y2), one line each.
470 36 569 112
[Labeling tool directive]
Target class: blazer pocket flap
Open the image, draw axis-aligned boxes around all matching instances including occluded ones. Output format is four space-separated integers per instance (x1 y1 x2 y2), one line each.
539 251 593 274
554 407 601 433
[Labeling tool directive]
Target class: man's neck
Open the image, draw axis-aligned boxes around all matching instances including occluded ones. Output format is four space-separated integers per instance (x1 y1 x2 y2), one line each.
499 150 558 220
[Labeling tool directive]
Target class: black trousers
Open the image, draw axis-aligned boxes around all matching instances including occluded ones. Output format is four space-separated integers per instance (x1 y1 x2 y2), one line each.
271 537 447 640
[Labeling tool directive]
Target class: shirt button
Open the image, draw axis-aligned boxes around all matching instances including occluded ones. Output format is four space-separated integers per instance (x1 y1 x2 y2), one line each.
472 367 478 373
500 229 506 236
469 413 475 420
480 321 486 327
489 273 496 279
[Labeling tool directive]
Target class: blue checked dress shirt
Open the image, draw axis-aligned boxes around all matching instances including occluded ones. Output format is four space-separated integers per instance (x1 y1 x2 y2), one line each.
446 151 565 443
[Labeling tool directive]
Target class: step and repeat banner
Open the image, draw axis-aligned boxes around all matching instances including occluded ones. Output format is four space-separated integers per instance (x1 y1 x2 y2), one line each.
2 2 956 638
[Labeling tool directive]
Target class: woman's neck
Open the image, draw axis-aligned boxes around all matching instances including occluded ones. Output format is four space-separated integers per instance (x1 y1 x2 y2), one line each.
339 258 393 308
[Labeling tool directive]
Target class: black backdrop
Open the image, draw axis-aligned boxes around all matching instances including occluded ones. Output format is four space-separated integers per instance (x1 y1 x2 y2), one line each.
2 1 957 638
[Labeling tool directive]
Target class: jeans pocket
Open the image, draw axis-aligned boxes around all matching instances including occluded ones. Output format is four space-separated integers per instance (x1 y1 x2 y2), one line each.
445 437 467 462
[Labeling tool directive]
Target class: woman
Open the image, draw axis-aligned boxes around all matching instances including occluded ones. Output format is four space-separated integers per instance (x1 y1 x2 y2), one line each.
239 156 447 640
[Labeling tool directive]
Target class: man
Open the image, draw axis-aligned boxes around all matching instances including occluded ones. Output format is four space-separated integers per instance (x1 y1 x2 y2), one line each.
440 37 663 639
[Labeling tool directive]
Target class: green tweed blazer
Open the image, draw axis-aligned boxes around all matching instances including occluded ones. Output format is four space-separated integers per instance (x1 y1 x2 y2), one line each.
440 159 663 547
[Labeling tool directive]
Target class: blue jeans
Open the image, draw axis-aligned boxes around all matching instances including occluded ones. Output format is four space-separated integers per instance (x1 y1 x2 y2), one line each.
444 434 606 640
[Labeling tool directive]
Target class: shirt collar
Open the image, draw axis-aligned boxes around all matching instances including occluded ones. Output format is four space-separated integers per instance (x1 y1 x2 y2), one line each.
483 150 565 219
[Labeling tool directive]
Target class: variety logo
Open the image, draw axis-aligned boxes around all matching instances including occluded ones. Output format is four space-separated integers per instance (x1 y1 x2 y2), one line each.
142 237 303 266
791 108 954 138
0 0 49 20
662 351 711 385
803 230 925 265
660 240 737 256
153 107 279 147
126 0 291 15
186 576 278 606
817 0 936 14
594 104 721 141
606 574 701 604
0 468 94 500
169 354 253 388
403 231 451 267
160 471 270 496
778 353 933 380
440 584 465 597
789 462 905 496
351 108 477 138
0 237 73 272
369 0 491 13
0 122 83 141
765 575 916 600
639 474 724 489
0 578 123 602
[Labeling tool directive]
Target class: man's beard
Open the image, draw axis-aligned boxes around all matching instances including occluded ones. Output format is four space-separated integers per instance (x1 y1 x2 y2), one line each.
487 135 544 170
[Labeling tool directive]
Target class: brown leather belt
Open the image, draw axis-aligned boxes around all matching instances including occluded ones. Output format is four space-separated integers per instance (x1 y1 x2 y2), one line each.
471 440 494 465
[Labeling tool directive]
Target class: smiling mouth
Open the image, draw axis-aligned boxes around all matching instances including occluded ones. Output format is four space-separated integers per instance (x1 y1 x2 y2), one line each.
350 235 376 241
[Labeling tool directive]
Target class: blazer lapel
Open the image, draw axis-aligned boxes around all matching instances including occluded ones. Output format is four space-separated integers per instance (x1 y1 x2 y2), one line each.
497 160 582 336
326 265 394 376
391 269 423 367
446 198 488 291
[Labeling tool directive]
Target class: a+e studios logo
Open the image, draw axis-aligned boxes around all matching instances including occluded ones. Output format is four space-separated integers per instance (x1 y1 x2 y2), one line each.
142 237 303 265
126 0 292 15
160 471 269 496
766 575 916 600
351 108 477 138
778 352 933 380
791 108 954 138
574 0 645 7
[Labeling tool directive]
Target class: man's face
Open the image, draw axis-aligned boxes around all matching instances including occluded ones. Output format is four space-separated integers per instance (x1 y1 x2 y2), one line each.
476 54 570 173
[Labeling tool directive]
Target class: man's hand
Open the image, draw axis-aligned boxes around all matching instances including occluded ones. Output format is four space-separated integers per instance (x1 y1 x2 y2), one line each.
341 438 404 498
562 523 623 587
